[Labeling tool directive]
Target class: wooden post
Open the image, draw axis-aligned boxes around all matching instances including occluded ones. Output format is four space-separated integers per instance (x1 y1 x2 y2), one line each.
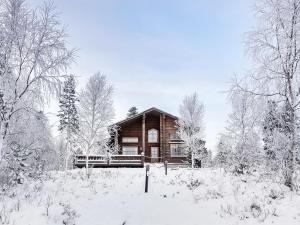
164 160 168 175
162 113 166 161
141 152 145 167
145 165 150 193
142 113 146 157
114 129 118 152
160 114 163 162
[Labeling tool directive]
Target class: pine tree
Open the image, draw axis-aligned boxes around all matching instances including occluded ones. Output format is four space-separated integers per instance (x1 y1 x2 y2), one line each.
190 138 208 168
127 106 138 118
262 100 281 164
214 135 232 169
57 75 79 170
0 91 6 158
262 100 297 180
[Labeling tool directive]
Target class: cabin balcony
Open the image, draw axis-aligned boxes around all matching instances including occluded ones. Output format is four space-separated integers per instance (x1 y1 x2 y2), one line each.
169 133 184 143
74 154 145 168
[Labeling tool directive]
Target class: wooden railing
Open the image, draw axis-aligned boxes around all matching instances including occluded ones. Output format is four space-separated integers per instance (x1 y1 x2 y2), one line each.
169 133 184 142
74 153 145 168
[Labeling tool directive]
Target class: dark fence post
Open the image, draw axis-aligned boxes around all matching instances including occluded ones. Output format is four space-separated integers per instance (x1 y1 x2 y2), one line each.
145 165 150 193
164 160 168 175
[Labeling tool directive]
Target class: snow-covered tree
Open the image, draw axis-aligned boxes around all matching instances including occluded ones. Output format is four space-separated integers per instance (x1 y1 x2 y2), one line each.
262 100 283 171
57 75 79 170
0 0 74 186
233 0 300 188
263 101 281 161
0 0 74 150
78 72 114 176
214 134 234 170
262 100 299 182
203 149 213 167
225 89 263 174
178 92 205 168
2 110 56 187
127 106 138 118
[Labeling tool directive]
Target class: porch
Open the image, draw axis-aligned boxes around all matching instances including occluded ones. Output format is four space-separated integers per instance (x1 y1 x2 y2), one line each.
74 154 145 168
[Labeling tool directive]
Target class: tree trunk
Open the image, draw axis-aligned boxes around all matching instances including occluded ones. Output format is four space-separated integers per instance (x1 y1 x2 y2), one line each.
86 150 90 178
65 144 69 171
285 108 295 190
191 149 194 169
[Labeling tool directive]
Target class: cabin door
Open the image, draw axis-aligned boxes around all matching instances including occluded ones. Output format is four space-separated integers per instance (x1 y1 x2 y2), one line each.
151 147 159 163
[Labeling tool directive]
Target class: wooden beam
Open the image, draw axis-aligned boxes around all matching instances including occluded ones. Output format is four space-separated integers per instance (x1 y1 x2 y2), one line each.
162 113 166 161
114 129 118 151
160 114 163 161
142 113 146 154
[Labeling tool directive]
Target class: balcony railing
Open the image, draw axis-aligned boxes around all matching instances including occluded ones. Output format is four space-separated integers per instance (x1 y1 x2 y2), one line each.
74 154 144 168
169 133 183 142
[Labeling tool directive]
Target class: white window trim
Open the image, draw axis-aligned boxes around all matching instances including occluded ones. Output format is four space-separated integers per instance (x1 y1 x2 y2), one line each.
151 147 159 158
148 129 158 143
122 146 138 155
170 144 186 157
122 137 138 143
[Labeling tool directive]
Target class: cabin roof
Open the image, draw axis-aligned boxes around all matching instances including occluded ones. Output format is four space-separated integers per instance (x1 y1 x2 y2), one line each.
113 107 177 126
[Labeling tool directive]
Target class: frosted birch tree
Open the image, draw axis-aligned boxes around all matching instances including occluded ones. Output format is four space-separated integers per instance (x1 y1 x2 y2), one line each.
225 88 263 174
78 72 114 176
233 0 300 188
0 0 74 163
178 92 205 168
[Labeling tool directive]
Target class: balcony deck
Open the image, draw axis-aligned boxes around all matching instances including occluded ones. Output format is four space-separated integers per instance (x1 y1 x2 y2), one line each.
74 154 145 168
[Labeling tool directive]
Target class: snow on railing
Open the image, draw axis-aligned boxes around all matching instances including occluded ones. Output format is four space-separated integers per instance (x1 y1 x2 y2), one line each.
74 153 145 168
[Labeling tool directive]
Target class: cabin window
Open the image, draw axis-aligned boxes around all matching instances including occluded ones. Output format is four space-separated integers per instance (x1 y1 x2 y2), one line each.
122 137 138 143
122 146 138 155
170 144 186 157
148 129 158 143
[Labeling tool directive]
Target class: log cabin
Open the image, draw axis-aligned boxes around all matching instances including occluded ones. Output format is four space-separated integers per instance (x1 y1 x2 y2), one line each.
111 107 186 164
74 107 187 168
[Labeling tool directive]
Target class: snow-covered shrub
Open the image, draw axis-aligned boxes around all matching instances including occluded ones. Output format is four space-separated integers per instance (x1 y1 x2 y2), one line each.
60 202 78 225
293 171 300 192
219 204 234 217
45 195 53 216
268 188 284 200
2 110 57 188
187 179 203 190
0 204 10 225
205 189 223 200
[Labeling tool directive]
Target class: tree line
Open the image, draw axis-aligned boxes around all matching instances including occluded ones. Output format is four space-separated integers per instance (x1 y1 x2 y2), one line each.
0 0 116 188
214 0 300 190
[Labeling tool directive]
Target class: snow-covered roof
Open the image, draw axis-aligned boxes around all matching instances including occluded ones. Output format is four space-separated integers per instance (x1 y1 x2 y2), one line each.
113 107 177 126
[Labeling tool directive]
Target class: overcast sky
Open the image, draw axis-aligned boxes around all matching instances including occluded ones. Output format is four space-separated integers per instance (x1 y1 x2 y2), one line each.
32 0 255 152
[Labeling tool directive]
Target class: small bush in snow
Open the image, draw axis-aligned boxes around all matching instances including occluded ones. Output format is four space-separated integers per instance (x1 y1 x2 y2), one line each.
250 203 262 218
0 204 10 225
205 189 223 199
268 188 284 200
60 202 78 225
219 204 234 217
45 195 53 216
187 179 203 190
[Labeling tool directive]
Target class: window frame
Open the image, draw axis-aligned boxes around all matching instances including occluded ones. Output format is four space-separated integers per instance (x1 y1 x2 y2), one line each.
151 147 159 158
122 146 138 155
148 129 158 143
122 137 138 143
170 144 186 157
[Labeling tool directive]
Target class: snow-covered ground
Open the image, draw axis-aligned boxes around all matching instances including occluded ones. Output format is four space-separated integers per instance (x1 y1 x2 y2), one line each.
1 165 300 225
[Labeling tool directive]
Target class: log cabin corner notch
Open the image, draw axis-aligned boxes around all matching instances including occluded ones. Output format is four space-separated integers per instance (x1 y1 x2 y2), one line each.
111 107 186 163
